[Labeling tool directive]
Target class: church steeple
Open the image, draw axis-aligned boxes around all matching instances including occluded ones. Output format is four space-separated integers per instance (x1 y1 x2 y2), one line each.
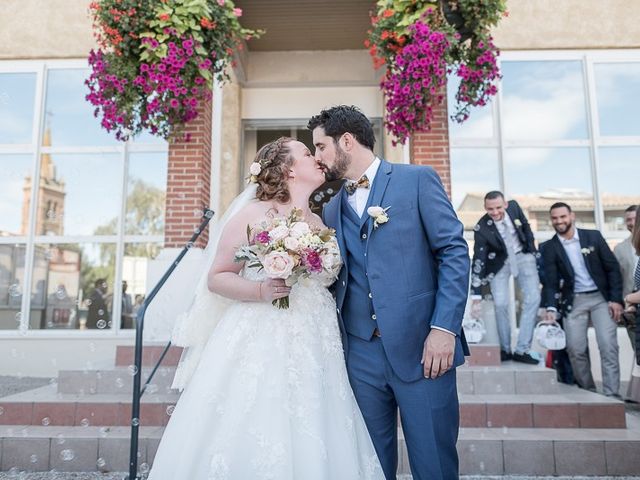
21 119 66 235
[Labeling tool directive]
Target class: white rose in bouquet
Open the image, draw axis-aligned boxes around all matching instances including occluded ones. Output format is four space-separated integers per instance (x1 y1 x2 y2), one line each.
269 225 290 242
289 221 311 238
263 251 295 279
284 237 300 251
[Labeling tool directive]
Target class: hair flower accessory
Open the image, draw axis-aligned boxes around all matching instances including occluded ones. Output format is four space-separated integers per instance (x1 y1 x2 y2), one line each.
248 161 262 183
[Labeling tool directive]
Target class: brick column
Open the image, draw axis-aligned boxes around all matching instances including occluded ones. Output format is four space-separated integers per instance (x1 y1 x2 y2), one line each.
409 98 451 197
165 98 213 249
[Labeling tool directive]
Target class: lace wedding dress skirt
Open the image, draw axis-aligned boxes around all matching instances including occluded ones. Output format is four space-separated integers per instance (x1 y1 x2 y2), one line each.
148 269 384 480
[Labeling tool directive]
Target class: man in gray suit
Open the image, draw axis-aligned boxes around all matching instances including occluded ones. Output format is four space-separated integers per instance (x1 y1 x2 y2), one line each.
614 205 638 347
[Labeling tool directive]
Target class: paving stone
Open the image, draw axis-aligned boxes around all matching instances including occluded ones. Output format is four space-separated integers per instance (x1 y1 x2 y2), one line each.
554 440 607 476
503 439 555 475
458 439 503 475
1 437 50 472
50 438 98 472
605 440 640 475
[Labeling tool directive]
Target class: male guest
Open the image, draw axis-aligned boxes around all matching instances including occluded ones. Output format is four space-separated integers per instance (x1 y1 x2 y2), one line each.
614 205 638 346
541 202 624 397
86 278 110 330
121 280 134 329
471 191 540 364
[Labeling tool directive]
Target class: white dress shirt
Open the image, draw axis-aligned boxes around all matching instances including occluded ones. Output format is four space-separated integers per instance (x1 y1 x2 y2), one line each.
347 157 380 217
558 229 598 293
495 214 523 254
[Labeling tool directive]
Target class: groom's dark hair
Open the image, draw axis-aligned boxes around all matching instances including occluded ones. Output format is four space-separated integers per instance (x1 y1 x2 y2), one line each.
307 105 376 151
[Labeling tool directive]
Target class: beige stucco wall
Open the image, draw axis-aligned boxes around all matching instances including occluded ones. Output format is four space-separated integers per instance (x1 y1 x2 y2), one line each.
0 0 96 60
219 81 243 213
493 0 640 50
2 0 640 60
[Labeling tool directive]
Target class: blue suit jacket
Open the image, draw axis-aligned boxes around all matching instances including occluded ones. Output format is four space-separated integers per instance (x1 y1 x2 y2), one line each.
323 160 471 382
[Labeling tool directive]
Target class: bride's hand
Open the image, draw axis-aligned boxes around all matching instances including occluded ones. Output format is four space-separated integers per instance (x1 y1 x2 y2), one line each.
259 278 291 302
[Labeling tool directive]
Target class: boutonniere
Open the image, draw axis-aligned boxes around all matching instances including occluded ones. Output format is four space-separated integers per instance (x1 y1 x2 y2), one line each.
367 206 390 229
580 247 594 255
514 219 522 228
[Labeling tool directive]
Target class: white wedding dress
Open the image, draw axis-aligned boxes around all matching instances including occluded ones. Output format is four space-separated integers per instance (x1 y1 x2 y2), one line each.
148 265 385 479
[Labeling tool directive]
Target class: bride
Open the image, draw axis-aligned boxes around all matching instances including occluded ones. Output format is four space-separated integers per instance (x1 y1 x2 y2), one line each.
147 137 384 479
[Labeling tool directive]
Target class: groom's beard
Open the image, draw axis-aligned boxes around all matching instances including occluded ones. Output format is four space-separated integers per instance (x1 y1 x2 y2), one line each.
324 144 350 182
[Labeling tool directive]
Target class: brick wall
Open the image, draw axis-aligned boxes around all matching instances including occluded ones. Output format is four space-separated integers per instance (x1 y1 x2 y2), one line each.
164 98 213 249
409 98 451 197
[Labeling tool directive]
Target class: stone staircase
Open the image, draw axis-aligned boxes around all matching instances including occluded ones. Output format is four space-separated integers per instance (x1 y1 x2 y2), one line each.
0 344 639 476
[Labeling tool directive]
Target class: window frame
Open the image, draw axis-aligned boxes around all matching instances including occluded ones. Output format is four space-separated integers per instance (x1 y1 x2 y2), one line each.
448 49 640 243
0 59 168 338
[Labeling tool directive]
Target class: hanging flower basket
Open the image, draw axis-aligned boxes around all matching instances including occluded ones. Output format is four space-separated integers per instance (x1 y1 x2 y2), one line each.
366 0 507 145
86 0 261 141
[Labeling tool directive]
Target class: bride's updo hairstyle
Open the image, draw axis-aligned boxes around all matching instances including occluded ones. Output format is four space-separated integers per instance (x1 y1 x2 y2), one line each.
252 136 295 203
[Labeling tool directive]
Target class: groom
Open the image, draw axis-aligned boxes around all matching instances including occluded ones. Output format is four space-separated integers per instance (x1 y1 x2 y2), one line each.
310 105 470 480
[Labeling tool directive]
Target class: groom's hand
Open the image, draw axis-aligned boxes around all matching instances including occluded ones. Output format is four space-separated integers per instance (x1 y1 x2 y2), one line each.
421 329 455 379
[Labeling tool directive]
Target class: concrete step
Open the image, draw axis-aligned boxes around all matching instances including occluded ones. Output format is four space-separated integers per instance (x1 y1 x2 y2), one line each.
114 343 503 368
399 415 640 476
458 388 626 429
0 385 178 428
0 425 161 473
458 363 562 395
57 367 177 395
0 384 626 429
58 362 554 396
115 344 182 368
2 417 639 475
465 344 501 367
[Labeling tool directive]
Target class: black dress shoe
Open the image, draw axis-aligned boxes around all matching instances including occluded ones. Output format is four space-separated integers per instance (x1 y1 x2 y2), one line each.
500 350 512 361
512 352 539 365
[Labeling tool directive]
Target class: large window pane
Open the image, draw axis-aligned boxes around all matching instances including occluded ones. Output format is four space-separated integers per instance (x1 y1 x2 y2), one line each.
44 69 117 146
0 73 36 144
126 153 168 236
447 75 494 139
132 130 169 145
0 154 33 236
598 147 640 231
450 148 500 230
30 243 115 330
504 148 594 231
0 244 26 330
501 61 588 141
121 242 163 329
594 63 640 137
36 153 122 236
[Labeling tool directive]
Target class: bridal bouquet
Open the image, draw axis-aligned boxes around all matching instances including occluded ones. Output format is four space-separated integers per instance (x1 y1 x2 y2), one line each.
234 208 341 309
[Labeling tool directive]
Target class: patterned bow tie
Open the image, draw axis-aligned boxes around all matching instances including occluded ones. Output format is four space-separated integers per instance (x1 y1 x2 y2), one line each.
345 175 370 195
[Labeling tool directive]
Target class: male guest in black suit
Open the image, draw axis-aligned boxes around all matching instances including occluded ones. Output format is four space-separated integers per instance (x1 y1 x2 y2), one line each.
471 191 540 364
541 202 624 397
86 278 110 330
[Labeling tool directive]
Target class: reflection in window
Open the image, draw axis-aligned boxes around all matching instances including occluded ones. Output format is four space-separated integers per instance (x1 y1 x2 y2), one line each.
121 242 163 329
126 153 168 236
598 147 640 231
504 148 594 231
594 63 640 137
501 61 588 141
446 75 494 139
0 73 36 144
450 148 500 230
0 155 34 236
44 69 117 146
0 244 26 330
36 153 122 236
29 243 115 330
